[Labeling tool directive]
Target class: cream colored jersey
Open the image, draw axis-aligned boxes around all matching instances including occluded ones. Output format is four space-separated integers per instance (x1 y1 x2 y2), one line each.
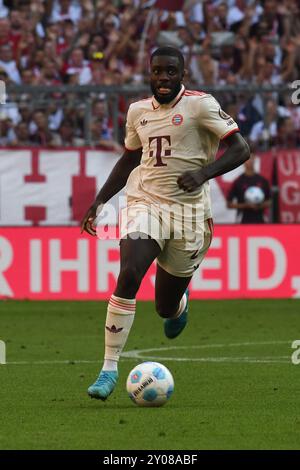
124 85 239 219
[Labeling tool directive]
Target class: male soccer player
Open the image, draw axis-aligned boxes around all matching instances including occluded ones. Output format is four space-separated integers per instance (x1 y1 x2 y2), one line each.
81 47 250 400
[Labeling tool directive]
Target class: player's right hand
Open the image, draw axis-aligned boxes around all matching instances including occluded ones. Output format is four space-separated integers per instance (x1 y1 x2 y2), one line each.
246 202 261 211
81 203 103 236
81 205 97 236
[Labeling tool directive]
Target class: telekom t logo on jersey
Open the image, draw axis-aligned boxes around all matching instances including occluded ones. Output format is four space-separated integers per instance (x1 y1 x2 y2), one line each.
149 135 171 167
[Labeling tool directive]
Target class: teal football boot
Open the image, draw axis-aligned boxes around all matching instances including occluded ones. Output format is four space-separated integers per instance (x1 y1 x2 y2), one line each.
164 289 189 339
87 370 118 401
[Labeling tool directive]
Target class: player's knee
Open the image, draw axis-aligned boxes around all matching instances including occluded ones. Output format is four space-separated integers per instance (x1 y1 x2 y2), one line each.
116 266 143 297
155 300 178 318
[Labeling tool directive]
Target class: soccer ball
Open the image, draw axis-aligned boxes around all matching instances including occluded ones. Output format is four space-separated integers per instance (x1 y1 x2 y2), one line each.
126 361 174 407
244 186 265 204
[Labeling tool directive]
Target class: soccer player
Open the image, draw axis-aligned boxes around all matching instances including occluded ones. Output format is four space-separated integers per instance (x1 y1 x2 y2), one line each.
81 46 250 400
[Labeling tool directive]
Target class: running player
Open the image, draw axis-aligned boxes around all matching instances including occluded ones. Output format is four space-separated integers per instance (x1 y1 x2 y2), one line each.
81 47 250 400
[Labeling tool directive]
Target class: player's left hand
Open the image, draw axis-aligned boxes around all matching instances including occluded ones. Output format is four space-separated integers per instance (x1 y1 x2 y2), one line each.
177 170 206 192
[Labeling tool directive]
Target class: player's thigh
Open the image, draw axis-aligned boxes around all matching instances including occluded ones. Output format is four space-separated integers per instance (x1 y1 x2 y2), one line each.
155 264 192 312
119 236 161 278
120 203 164 247
156 217 213 282
115 236 161 297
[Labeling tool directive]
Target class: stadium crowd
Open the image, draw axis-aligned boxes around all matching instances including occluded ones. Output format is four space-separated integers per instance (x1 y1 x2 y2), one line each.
0 0 300 148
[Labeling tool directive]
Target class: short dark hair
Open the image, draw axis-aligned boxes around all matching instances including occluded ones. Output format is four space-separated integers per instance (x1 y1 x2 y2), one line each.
150 47 184 71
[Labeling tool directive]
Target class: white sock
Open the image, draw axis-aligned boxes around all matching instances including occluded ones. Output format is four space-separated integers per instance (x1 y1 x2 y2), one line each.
172 292 187 319
102 295 136 372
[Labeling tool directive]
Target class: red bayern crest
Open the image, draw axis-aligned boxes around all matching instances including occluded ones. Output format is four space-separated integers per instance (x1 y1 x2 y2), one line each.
172 114 183 126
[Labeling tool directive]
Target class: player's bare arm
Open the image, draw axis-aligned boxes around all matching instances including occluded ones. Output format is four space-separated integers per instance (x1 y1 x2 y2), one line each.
81 147 142 235
227 200 259 211
177 133 250 192
227 199 271 211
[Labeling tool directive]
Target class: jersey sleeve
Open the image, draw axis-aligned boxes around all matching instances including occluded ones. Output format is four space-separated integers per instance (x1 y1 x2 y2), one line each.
198 95 239 140
124 104 142 151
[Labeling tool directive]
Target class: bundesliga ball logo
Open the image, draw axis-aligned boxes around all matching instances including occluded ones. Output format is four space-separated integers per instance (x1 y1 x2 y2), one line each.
126 362 174 407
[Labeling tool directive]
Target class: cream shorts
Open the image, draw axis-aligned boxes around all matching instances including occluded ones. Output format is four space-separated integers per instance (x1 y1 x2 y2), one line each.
120 203 213 277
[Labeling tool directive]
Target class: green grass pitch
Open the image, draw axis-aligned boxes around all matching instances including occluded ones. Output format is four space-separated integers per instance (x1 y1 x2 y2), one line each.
0 299 300 450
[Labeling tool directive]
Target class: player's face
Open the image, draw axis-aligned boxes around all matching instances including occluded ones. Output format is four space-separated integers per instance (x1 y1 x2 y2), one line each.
150 55 184 104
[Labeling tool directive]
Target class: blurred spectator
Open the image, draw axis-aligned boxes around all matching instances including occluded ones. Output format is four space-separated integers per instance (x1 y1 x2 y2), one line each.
50 0 82 24
53 119 85 146
21 69 36 85
0 18 13 48
89 51 106 85
0 44 21 84
276 116 300 148
90 118 123 152
0 114 16 145
63 47 91 84
189 50 219 85
11 122 32 146
227 151 271 224
249 99 278 148
30 110 57 146
18 100 33 127
0 68 8 83
37 59 63 85
48 102 64 131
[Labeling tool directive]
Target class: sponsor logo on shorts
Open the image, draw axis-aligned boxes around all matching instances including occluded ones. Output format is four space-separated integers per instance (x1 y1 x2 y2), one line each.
140 119 148 126
190 249 200 260
172 114 183 126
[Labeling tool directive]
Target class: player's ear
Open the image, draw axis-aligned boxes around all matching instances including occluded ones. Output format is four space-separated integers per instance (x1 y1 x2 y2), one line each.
181 68 187 81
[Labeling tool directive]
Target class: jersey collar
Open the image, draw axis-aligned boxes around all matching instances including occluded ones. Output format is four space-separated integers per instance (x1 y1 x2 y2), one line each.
152 85 185 110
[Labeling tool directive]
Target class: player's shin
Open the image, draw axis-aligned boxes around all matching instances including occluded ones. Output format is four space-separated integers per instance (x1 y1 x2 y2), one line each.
164 290 189 339
102 295 136 371
172 292 187 319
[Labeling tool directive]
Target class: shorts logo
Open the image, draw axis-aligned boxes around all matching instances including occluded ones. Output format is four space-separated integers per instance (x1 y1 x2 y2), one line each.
190 249 200 260
172 114 183 126
140 119 148 126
